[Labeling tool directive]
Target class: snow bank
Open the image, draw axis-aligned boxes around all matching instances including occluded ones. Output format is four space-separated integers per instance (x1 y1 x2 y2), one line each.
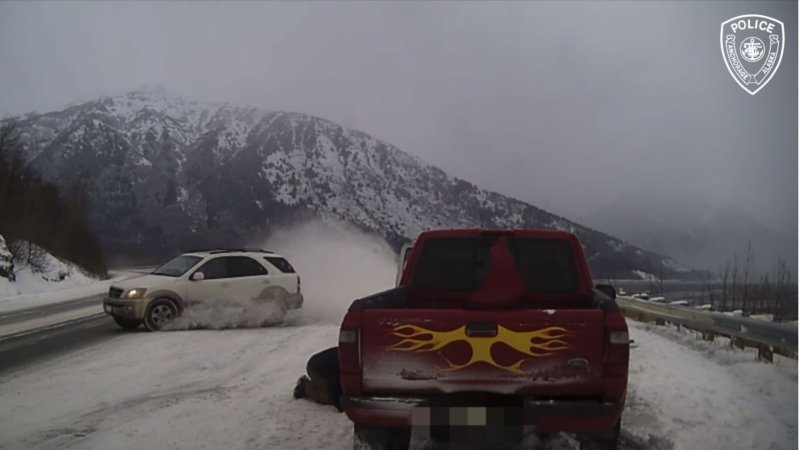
0 234 13 282
0 240 99 300
625 320 797 450
1 317 795 450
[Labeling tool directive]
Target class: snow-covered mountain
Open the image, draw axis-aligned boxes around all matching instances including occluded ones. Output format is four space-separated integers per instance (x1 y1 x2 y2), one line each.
5 87 697 279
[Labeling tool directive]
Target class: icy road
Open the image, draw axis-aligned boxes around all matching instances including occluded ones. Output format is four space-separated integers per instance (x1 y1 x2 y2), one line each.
0 224 796 450
0 315 795 450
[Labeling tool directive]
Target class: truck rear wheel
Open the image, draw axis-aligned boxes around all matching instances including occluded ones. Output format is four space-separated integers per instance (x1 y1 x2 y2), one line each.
354 424 410 450
579 420 620 450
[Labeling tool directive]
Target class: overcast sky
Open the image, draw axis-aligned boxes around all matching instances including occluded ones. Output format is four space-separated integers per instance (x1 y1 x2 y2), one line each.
0 1 796 238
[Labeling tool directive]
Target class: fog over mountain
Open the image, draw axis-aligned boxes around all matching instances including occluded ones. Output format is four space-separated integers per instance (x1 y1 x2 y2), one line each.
4 88 699 280
0 1 795 279
586 185 797 276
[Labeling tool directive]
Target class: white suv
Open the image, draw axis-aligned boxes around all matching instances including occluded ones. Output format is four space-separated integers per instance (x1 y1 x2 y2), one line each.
103 249 303 331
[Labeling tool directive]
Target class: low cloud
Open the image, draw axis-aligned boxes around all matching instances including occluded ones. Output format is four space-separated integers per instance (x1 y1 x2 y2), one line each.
261 219 398 324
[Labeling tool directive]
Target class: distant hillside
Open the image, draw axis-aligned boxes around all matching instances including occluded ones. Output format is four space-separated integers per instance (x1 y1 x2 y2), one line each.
4 87 700 279
586 187 796 276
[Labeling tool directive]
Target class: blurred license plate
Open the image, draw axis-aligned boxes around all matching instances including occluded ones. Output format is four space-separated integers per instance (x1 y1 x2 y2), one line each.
412 406 524 443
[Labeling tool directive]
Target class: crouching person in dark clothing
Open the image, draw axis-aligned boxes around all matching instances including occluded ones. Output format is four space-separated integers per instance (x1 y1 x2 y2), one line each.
293 347 343 412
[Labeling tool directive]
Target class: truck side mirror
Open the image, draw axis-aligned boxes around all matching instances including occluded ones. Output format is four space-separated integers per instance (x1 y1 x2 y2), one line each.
595 284 616 300
191 272 205 281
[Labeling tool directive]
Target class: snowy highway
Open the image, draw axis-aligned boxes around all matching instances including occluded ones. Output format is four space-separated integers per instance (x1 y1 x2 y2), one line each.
0 309 796 450
0 226 796 450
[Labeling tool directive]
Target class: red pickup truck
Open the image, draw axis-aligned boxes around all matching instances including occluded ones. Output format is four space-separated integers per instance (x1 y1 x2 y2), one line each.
339 229 629 450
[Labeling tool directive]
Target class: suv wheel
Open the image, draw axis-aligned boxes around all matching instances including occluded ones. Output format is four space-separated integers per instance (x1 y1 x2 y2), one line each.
144 299 179 331
257 288 289 324
354 424 410 450
113 317 142 331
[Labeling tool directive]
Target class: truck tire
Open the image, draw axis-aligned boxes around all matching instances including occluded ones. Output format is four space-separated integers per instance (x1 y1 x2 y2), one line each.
579 420 620 450
354 424 410 450
113 317 142 331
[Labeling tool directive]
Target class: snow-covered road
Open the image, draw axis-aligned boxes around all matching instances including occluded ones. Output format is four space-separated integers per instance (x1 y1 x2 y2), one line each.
0 224 796 450
0 312 795 450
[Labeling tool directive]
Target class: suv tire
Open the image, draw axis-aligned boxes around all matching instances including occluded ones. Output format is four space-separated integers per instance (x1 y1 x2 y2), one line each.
113 317 142 331
257 287 289 324
144 298 179 331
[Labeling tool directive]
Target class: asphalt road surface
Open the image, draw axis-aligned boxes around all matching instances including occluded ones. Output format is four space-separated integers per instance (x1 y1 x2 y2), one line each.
0 298 123 375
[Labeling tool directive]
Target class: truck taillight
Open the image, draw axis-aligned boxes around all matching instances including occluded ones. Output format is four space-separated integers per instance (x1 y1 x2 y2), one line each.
339 329 360 370
604 312 630 378
339 312 363 397
339 329 358 344
338 319 362 396
609 331 630 345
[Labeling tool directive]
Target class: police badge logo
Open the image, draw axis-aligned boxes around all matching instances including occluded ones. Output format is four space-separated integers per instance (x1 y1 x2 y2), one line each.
720 15 785 95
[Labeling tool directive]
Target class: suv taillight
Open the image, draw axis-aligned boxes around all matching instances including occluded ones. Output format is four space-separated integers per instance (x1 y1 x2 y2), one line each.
297 276 301 293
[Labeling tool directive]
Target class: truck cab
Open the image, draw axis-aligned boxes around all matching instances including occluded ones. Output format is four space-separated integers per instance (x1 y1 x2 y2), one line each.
395 242 414 287
339 229 629 449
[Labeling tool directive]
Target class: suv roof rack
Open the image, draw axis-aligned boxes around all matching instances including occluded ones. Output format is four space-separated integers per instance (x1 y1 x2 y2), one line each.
207 248 275 254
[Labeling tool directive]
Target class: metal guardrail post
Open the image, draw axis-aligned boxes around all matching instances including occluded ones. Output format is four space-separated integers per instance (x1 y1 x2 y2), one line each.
615 296 797 360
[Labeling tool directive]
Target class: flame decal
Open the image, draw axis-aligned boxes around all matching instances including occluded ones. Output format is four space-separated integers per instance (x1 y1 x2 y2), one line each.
386 324 570 373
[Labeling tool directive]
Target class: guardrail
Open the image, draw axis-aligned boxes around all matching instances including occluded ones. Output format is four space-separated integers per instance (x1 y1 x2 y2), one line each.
616 296 797 362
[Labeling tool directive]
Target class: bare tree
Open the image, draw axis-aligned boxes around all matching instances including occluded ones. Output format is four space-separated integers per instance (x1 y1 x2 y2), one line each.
705 267 715 309
772 259 791 322
741 242 754 315
730 253 740 311
720 262 730 312
759 273 770 316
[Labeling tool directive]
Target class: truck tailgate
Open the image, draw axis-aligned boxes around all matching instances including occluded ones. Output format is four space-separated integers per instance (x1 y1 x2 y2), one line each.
361 309 606 395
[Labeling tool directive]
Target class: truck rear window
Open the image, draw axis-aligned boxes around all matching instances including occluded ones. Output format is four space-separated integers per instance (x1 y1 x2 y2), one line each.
511 238 579 293
413 237 495 291
412 237 579 293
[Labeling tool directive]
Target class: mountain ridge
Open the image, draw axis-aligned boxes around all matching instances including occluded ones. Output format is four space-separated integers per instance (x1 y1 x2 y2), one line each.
4 88 700 279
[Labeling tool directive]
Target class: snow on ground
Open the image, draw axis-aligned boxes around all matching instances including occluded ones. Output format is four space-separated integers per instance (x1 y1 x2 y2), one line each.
0 320 352 450
0 221 796 450
0 239 140 313
0 271 140 314
623 320 797 450
0 244 100 299
0 311 796 450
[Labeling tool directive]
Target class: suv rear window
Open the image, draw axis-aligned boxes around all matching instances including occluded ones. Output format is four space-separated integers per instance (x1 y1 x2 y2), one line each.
265 257 295 273
412 237 579 293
